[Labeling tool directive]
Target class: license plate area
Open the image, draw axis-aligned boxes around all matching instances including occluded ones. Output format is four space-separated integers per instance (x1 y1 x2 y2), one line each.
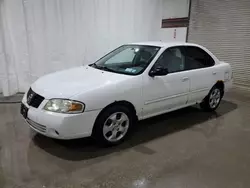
20 103 29 119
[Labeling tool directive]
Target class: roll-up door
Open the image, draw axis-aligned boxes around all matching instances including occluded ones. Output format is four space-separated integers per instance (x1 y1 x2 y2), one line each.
188 0 250 88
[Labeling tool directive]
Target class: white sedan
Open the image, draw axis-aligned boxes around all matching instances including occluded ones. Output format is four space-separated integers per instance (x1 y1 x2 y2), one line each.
21 42 233 145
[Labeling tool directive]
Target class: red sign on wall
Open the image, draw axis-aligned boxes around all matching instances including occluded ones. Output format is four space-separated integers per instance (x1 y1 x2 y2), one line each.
162 17 189 28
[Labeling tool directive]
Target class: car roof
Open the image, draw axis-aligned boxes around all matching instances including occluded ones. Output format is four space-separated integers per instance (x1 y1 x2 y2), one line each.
128 41 201 48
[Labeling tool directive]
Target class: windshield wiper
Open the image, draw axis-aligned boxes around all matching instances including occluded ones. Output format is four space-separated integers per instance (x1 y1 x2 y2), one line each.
91 63 99 68
90 63 116 73
99 66 116 73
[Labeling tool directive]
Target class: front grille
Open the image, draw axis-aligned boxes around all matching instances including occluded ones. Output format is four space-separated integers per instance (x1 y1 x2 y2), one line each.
27 88 45 108
27 119 47 133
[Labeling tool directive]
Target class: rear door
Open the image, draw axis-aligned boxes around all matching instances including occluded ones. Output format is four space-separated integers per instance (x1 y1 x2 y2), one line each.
183 46 217 104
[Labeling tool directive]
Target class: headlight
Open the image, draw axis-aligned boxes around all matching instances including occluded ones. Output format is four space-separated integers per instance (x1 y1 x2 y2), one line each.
44 99 85 114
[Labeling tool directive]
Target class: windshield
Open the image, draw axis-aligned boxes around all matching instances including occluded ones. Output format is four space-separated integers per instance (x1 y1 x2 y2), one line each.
90 45 160 75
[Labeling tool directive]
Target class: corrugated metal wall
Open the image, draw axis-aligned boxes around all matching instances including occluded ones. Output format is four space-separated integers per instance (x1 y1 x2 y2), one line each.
188 0 250 88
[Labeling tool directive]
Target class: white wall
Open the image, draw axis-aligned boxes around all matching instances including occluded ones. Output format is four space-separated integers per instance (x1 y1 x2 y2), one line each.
0 0 191 96
159 0 190 43
158 28 187 42
0 0 162 96
162 0 190 19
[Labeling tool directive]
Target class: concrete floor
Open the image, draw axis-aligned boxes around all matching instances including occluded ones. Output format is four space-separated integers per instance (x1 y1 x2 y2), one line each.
1 89 250 188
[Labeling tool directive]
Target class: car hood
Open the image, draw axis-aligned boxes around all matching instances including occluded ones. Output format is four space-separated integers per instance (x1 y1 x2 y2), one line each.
31 65 131 99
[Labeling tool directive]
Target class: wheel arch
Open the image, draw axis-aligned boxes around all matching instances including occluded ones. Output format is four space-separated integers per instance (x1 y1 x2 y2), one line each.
94 100 138 126
214 80 225 97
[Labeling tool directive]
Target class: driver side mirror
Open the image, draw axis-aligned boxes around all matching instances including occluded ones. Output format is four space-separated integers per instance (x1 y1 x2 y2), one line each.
149 66 169 77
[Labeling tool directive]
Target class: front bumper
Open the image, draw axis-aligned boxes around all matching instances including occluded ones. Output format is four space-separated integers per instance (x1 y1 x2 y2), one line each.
21 93 101 140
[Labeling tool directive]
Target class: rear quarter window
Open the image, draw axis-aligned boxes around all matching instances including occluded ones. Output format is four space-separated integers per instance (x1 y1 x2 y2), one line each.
185 46 215 70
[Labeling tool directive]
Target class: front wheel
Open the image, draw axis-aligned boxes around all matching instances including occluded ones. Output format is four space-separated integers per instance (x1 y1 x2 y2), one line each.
200 86 222 111
92 105 133 146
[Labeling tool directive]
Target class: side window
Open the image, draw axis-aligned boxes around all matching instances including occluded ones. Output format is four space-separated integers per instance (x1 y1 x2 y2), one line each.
154 47 185 73
184 46 215 70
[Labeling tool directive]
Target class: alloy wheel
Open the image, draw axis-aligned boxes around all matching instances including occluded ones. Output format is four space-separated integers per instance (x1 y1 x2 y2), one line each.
209 88 221 109
103 112 130 142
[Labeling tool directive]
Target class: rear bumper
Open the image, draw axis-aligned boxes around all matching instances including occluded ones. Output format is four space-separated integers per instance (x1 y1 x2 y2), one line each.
224 79 233 92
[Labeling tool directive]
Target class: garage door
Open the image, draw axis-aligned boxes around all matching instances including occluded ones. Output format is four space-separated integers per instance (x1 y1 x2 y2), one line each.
188 0 250 88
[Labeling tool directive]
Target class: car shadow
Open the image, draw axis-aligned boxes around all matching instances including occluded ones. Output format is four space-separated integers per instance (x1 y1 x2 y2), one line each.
33 100 237 161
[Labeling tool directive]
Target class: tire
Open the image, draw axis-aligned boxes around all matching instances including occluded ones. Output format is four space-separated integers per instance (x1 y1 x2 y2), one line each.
200 85 223 112
92 105 134 146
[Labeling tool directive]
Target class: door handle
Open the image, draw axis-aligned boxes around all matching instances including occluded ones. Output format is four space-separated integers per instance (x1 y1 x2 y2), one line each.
212 72 217 75
182 77 189 82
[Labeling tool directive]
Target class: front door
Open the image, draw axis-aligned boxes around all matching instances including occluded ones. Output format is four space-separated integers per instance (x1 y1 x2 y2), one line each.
142 46 190 119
